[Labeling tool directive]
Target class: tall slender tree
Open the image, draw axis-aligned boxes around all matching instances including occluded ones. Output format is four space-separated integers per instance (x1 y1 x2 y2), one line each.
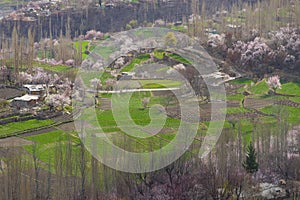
12 25 19 83
27 28 35 74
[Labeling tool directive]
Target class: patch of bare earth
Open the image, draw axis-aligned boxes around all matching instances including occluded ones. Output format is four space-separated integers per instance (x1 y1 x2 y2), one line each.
100 98 112 110
0 88 23 100
244 98 275 110
56 122 76 132
0 137 34 148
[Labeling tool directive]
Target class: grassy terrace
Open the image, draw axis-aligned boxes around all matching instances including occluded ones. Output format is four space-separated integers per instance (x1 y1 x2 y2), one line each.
34 61 75 73
248 80 269 95
74 40 90 60
140 79 182 89
226 78 300 143
0 119 54 137
277 82 300 96
1 43 299 178
132 29 156 38
0 74 295 180
76 91 187 152
79 71 114 86
23 54 300 159
23 130 80 170
167 53 192 64
120 54 150 72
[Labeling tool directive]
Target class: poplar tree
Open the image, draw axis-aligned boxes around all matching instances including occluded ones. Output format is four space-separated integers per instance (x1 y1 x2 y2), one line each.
27 28 35 74
12 25 19 83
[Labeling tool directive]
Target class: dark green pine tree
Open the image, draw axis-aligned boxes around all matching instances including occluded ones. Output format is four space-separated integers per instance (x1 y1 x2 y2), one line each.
243 142 259 173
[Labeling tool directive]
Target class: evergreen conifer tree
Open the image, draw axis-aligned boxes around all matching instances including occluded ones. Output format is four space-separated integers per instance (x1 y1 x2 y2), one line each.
243 142 258 173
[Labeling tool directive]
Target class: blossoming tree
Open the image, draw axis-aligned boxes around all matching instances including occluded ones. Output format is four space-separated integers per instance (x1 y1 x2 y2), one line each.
266 75 281 93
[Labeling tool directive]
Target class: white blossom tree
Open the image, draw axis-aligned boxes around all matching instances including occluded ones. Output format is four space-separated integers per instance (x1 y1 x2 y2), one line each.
45 93 71 111
142 97 150 109
18 72 33 84
266 75 281 93
90 78 102 97
84 30 104 40
105 78 116 91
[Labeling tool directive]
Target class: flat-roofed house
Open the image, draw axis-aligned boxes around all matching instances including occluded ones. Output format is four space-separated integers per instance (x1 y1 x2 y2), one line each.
23 84 45 96
11 84 49 110
11 94 39 109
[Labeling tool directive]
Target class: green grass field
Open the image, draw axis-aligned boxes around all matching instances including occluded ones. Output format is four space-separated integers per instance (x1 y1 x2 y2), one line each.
132 29 156 38
120 54 150 72
277 82 300 96
248 80 269 95
260 105 300 125
34 62 74 73
171 25 186 32
0 119 54 137
6 65 298 173
90 45 119 61
139 79 182 89
75 90 183 154
229 78 253 85
23 130 80 171
167 53 191 64
153 49 165 59
226 94 245 101
79 71 114 86
225 107 251 114
74 40 90 60
225 78 300 144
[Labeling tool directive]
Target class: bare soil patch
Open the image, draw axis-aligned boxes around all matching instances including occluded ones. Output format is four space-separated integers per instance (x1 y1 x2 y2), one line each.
0 88 23 100
244 98 275 110
100 98 112 110
56 122 76 132
0 137 34 148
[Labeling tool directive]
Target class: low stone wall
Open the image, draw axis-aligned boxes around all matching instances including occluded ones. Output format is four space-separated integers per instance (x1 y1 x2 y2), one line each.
0 115 35 125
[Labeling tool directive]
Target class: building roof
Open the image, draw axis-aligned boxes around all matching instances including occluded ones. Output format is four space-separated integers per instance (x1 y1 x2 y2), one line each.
121 72 135 76
23 84 45 92
14 94 39 102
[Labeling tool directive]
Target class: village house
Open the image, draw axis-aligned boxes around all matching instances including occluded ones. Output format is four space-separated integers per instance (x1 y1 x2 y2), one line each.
23 84 45 96
11 94 39 109
11 84 48 110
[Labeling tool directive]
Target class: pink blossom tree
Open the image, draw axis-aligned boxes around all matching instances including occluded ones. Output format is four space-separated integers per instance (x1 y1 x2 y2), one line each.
84 30 97 40
32 68 50 84
18 68 71 99
207 33 225 48
266 75 281 93
18 72 33 84
225 27 299 71
45 93 71 110
105 78 116 91
65 59 75 66
90 78 102 90
228 37 274 67
84 30 103 40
